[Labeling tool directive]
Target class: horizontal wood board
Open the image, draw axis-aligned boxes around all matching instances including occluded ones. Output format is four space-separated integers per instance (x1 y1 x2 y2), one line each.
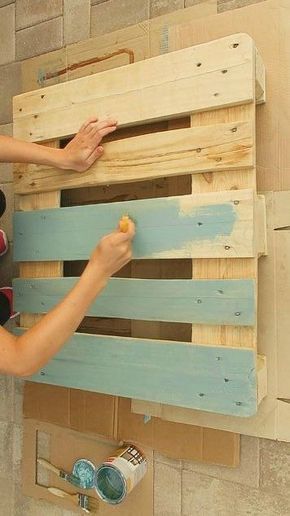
13 277 256 326
15 329 257 417
14 189 256 261
14 120 254 194
13 33 255 142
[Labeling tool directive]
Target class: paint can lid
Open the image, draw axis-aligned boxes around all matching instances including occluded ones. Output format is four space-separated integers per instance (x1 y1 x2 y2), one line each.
94 464 126 505
72 459 96 489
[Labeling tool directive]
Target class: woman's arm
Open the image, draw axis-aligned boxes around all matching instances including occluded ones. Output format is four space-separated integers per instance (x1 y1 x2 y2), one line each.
0 117 117 171
0 221 135 377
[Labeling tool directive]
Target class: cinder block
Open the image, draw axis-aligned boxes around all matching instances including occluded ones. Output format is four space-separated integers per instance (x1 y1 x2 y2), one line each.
185 0 215 6
16 0 62 30
64 0 90 45
91 0 109 4
0 478 14 516
91 0 149 37
0 422 13 481
182 469 290 516
0 62 21 124
183 435 259 489
154 460 182 516
260 439 290 499
0 376 13 422
217 0 265 13
150 0 184 18
12 378 24 425
0 4 15 65
16 18 63 61
0 124 13 183
12 423 23 486
0 123 12 137
0 0 14 6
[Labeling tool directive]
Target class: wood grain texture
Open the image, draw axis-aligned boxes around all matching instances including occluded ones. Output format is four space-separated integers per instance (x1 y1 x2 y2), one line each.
15 329 258 417
14 120 254 194
132 34 259 417
18 143 63 329
13 277 256 326
13 189 257 261
13 33 255 142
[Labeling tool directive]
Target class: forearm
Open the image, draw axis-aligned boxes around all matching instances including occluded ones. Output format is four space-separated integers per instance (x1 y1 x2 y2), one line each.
0 135 67 168
14 263 108 376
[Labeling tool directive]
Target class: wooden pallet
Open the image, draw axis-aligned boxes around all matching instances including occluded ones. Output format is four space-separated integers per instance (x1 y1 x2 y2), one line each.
13 34 266 419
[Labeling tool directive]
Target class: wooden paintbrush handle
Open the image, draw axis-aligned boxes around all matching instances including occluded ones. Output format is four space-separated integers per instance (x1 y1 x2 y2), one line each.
48 486 72 499
37 458 61 476
47 487 81 510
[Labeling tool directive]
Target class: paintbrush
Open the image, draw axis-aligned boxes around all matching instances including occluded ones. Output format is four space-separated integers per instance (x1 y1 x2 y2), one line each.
38 458 82 489
47 486 99 513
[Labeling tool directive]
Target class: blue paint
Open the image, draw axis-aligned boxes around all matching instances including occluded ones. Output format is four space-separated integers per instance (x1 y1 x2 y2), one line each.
13 277 256 326
72 459 96 490
13 195 237 262
14 329 257 417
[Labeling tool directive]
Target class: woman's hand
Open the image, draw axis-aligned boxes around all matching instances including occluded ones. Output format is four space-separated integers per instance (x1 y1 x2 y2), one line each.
89 219 135 279
61 117 118 172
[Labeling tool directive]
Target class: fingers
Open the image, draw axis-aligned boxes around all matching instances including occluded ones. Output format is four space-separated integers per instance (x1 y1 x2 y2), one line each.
82 117 117 133
95 119 118 131
87 146 104 166
115 220 135 241
123 220 135 240
79 117 98 132
89 124 117 139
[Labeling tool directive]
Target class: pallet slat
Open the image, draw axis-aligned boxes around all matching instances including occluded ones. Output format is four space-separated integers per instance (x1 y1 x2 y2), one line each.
13 277 256 326
13 34 255 142
14 329 257 417
14 121 254 194
14 189 257 261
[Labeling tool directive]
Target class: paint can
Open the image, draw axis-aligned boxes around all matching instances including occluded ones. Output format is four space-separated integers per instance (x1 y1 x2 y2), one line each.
94 444 147 504
72 459 96 489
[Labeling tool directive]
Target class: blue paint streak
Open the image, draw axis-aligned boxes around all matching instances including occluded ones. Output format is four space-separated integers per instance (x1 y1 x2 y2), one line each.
14 329 257 417
13 277 256 326
13 196 237 261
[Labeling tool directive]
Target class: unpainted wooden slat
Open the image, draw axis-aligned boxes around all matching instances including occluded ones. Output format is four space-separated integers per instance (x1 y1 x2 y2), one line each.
13 34 255 142
14 121 254 194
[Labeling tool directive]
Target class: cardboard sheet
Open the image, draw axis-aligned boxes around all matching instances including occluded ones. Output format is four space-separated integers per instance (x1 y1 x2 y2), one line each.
23 383 240 467
23 419 153 514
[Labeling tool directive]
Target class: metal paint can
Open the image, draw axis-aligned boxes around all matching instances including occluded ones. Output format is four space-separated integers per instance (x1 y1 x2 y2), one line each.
94 444 147 504
72 459 96 489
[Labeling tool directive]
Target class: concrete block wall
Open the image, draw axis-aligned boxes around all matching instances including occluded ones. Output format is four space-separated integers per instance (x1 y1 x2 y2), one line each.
1 0 289 514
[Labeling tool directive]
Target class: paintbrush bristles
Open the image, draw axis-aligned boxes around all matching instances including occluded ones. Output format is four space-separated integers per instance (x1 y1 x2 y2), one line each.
87 497 99 512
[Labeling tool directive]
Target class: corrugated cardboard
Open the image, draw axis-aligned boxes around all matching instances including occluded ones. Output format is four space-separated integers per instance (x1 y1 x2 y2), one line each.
24 383 240 467
23 418 153 514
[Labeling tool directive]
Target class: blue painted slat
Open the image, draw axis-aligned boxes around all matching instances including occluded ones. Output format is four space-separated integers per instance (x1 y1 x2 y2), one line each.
13 191 253 262
14 329 257 417
13 277 256 326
